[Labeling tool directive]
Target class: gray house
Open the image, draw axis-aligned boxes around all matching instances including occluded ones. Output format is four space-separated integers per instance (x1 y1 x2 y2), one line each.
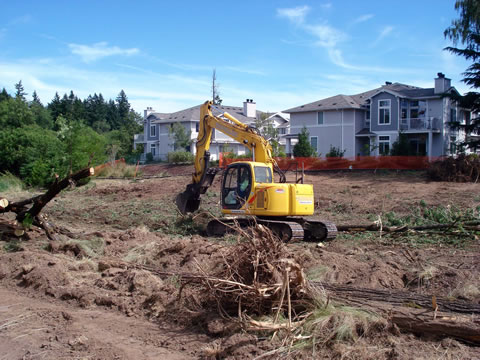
284 73 468 158
134 100 269 161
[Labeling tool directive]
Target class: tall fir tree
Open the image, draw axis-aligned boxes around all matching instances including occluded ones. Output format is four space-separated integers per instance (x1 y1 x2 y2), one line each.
444 0 480 151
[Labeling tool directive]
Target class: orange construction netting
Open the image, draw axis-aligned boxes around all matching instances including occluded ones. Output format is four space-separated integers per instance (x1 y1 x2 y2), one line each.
220 155 438 170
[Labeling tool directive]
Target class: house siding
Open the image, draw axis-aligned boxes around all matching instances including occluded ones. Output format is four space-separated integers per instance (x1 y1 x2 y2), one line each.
371 93 398 132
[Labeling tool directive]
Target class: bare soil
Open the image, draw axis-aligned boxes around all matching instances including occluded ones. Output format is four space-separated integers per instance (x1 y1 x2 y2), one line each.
1 165 479 359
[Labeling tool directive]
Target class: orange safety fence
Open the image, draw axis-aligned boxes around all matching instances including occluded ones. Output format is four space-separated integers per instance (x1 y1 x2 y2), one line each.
220 155 439 171
93 158 126 173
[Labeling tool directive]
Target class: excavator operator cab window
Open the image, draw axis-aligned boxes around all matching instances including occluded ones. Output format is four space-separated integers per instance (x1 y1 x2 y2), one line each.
222 164 252 209
254 166 272 183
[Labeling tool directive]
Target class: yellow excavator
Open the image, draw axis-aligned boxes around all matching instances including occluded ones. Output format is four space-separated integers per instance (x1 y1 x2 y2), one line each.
175 101 336 242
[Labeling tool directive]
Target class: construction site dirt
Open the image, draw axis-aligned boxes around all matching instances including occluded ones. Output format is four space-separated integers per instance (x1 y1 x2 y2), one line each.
0 165 479 359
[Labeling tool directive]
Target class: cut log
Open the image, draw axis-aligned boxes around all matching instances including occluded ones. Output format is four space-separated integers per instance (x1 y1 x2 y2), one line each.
390 308 480 344
0 198 8 210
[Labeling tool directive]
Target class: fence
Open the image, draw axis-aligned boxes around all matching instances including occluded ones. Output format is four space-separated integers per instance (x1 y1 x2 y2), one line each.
220 155 437 171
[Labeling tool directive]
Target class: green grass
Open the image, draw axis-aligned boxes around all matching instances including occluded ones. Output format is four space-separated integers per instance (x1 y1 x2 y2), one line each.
0 172 24 194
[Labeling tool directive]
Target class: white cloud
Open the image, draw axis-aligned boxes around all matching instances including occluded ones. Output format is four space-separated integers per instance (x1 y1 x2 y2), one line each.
68 42 139 63
371 26 394 46
8 15 32 26
276 6 310 24
320 3 332 10
305 24 346 48
353 14 374 24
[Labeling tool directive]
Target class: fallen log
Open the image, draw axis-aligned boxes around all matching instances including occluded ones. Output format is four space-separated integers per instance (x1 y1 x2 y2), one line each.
316 282 480 345
336 221 480 233
0 166 94 239
317 282 480 314
391 308 480 344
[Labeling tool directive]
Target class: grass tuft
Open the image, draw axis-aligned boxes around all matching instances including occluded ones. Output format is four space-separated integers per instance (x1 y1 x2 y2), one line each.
0 172 24 194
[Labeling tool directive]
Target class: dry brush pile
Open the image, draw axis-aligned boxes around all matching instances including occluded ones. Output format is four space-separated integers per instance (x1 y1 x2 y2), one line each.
427 154 480 182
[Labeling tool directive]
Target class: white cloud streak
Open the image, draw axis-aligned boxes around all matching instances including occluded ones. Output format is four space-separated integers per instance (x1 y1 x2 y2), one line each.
68 42 139 63
353 14 374 24
276 6 310 24
371 26 394 47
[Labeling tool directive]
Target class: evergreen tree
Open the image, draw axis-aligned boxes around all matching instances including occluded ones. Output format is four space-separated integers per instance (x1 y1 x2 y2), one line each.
32 90 42 106
48 92 62 124
116 90 130 125
15 80 27 101
0 88 10 102
444 0 480 151
293 127 316 157
30 91 53 129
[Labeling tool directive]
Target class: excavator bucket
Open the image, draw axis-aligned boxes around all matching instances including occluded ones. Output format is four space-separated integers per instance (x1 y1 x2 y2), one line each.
175 184 201 214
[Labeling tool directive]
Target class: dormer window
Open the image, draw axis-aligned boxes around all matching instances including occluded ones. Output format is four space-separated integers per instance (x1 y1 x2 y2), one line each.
150 124 156 137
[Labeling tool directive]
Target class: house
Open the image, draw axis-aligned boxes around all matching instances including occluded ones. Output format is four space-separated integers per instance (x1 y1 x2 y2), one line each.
134 99 274 161
261 111 291 151
284 73 469 158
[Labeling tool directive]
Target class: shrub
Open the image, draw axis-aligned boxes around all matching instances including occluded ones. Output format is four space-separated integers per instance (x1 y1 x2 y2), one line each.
167 151 194 164
326 145 346 158
293 127 316 157
146 152 154 163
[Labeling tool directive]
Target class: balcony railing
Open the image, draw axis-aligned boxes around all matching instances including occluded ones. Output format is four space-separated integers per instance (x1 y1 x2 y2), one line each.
400 117 440 131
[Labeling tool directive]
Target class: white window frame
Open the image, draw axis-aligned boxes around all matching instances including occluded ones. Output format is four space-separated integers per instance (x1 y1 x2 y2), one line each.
378 99 391 125
378 135 390 155
150 143 156 156
150 124 156 137
310 136 318 152
317 112 324 125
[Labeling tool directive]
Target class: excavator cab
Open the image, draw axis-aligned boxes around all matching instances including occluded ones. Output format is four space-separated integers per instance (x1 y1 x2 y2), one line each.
222 163 252 210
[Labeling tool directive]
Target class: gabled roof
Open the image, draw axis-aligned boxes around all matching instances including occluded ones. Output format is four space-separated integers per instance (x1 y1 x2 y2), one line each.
284 82 448 114
148 104 263 124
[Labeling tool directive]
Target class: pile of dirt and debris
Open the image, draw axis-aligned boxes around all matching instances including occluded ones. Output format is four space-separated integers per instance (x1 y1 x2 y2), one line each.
427 154 480 182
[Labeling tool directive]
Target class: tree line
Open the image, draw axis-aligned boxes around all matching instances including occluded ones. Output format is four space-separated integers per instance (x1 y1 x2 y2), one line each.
0 81 142 186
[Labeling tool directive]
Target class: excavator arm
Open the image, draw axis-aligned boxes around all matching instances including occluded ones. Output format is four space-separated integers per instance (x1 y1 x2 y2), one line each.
176 100 284 214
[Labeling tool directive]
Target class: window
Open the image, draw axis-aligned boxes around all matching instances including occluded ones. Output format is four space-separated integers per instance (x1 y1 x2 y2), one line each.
150 125 156 137
310 136 318 152
378 136 390 155
378 100 390 125
150 144 156 156
450 136 457 154
317 112 324 125
196 122 199 132
254 166 272 183
279 128 286 134
400 99 408 121
450 108 457 123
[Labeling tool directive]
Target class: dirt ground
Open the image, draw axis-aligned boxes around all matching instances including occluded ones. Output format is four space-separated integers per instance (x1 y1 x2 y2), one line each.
1 164 479 359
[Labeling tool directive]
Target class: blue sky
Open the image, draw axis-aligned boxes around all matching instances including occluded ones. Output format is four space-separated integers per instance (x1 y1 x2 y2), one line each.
0 1 472 114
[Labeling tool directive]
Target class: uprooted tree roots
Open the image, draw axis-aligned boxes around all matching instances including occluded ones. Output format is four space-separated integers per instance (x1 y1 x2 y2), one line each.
179 222 480 354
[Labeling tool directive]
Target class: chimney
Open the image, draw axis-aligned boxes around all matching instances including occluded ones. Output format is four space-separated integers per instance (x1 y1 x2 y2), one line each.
385 81 392 85
144 106 155 119
243 99 256 118
434 73 451 94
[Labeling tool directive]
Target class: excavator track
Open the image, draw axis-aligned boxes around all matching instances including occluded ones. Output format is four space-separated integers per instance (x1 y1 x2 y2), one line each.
206 217 335 242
